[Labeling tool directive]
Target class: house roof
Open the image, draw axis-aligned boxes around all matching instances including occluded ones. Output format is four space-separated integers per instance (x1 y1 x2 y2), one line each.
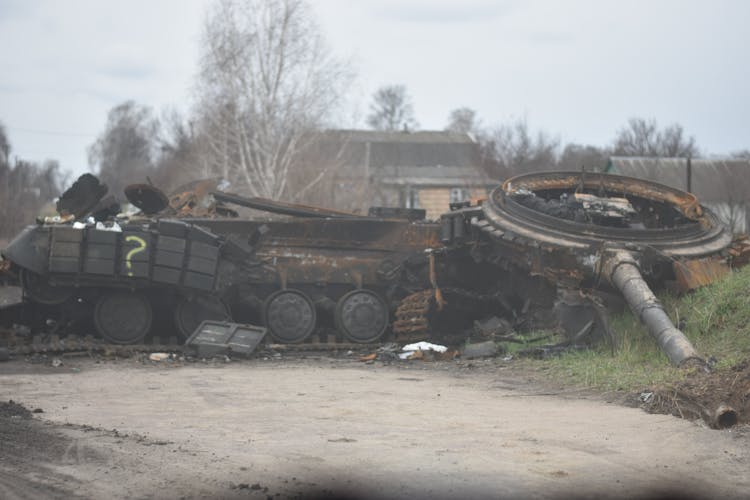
607 157 750 203
375 165 494 187
320 129 482 169
325 129 477 144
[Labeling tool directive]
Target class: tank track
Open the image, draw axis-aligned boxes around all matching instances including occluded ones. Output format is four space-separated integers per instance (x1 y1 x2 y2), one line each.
0 329 394 358
0 331 186 357
392 290 434 341
392 287 519 343
1 289 440 355
2 281 515 354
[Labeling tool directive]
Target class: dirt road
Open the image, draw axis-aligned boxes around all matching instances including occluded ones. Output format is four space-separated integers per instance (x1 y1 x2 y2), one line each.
1 357 749 499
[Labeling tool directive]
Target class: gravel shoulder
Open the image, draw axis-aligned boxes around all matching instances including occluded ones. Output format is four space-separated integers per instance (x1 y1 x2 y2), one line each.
1 356 749 499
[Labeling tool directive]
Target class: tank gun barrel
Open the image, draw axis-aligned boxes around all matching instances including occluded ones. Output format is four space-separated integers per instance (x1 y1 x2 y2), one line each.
211 192 364 219
605 250 703 367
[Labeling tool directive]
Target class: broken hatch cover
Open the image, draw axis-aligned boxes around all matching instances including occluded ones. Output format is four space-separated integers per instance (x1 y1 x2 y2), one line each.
57 173 108 218
185 320 267 357
125 183 170 215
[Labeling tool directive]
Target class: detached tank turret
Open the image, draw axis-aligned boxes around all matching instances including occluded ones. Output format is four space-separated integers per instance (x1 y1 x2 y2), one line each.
439 171 733 365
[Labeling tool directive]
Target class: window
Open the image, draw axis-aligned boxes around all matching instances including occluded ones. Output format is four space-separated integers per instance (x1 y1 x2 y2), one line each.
405 188 420 209
450 187 469 204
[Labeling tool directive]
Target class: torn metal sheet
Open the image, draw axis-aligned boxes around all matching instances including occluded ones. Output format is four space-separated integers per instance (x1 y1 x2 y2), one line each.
673 257 731 292
185 320 267 357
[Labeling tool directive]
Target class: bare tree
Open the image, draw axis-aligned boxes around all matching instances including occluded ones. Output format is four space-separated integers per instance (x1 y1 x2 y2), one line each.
149 110 210 193
0 122 9 165
558 143 609 172
612 118 699 157
0 124 66 239
732 149 750 160
445 107 479 135
366 84 418 132
194 0 353 200
88 101 160 199
480 118 559 177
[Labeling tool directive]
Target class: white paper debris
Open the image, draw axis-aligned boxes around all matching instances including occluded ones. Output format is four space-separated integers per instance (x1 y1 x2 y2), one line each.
72 222 87 229
402 341 447 353
94 222 122 232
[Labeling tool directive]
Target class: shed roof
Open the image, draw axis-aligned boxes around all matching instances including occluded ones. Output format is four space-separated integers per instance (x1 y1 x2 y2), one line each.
607 157 750 203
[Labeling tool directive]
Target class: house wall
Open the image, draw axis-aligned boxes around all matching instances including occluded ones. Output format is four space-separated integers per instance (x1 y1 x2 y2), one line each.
416 189 450 220
416 187 488 220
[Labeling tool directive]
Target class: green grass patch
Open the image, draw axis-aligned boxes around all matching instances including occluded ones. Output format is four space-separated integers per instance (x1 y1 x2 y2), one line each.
540 265 750 391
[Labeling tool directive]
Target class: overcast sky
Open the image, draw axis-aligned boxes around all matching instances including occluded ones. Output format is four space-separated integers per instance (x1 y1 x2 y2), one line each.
0 0 748 177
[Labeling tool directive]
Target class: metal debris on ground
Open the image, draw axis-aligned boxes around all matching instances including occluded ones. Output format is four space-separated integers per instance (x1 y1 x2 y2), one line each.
727 235 750 268
461 341 502 360
185 320 267 358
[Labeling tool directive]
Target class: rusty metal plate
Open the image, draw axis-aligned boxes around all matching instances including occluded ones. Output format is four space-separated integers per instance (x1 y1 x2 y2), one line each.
673 257 730 291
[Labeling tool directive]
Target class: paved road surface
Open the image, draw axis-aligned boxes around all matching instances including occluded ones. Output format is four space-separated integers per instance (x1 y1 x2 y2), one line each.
1 358 748 499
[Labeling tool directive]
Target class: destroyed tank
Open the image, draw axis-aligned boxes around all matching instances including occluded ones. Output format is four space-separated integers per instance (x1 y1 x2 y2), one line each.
0 175 454 346
0 171 738 365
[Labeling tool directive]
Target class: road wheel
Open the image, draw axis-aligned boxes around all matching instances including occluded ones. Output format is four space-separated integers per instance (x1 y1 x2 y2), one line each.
174 295 231 338
263 289 316 343
335 289 388 343
94 291 152 344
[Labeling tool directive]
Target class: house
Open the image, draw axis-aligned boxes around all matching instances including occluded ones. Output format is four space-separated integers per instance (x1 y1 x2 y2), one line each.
606 157 750 234
318 130 497 220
